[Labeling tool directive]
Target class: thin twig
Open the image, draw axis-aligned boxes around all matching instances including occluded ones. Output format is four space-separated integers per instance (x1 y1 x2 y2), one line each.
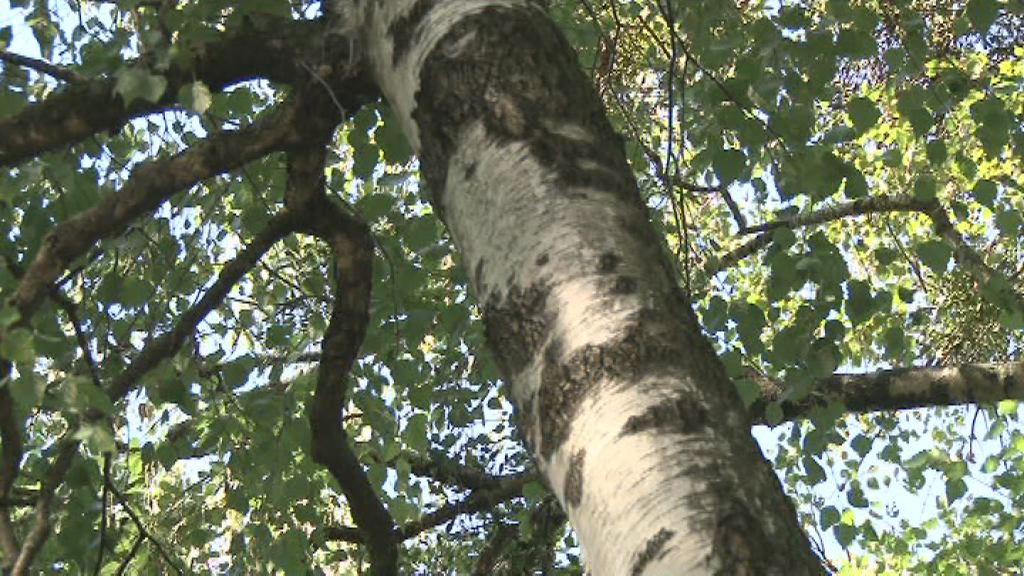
107 481 186 575
92 455 112 576
115 535 145 576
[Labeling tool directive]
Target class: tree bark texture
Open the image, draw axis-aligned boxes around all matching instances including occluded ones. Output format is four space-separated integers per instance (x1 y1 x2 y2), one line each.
338 1 823 573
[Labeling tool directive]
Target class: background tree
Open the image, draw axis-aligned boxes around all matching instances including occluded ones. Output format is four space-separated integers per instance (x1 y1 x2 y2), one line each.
0 0 1022 574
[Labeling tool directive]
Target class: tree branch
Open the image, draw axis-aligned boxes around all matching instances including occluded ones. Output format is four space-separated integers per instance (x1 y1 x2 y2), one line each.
397 475 528 541
708 194 1024 312
0 50 88 83
0 370 24 564
324 474 529 544
7 97 304 323
0 17 330 167
403 450 533 491
927 206 1024 313
751 361 1024 423
281 120 398 572
107 212 298 400
740 194 933 236
9 439 76 575
5 213 297 572
106 480 186 575
708 193 932 276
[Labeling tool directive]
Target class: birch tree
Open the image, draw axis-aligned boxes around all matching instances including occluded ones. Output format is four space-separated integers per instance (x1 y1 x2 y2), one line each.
0 0 1022 574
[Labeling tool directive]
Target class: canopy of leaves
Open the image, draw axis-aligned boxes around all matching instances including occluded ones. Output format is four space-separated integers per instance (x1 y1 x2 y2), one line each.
0 0 1022 574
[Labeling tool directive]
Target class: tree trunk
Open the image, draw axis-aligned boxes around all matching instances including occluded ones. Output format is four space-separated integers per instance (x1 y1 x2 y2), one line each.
338 1 823 573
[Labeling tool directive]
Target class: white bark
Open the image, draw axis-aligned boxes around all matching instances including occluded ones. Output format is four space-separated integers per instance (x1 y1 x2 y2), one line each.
337 1 822 573
756 361 1024 422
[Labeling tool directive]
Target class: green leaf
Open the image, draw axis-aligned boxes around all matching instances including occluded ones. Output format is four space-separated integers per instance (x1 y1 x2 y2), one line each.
356 193 396 221
851 434 872 457
803 455 825 483
806 338 839 378
842 166 868 198
179 81 212 114
404 413 429 452
377 106 413 165
846 280 873 325
945 477 968 502
820 506 840 529
904 107 933 137
966 0 1000 32
74 421 117 453
114 66 168 105
847 484 868 508
913 175 937 200
733 302 767 354
0 328 35 364
713 148 746 184
733 378 761 408
834 523 857 547
916 240 952 273
522 481 548 502
0 307 20 328
905 450 931 470
874 247 898 266
701 296 728 333
996 400 1018 416
352 142 379 181
847 97 880 133
57 375 116 415
973 179 998 207
995 210 1022 235
118 277 153 308
926 140 947 165
10 373 45 408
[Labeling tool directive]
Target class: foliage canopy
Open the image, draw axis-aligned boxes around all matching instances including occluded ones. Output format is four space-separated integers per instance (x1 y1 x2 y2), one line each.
0 0 1023 573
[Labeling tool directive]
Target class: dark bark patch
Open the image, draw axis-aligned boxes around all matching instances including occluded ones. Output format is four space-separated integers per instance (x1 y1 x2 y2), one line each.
535 253 549 266
612 275 637 295
598 251 619 273
464 160 477 179
562 448 586 508
388 0 432 66
630 528 675 576
711 506 769 575
621 396 707 437
537 309 698 459
474 259 486 292
413 6 641 210
482 283 552 376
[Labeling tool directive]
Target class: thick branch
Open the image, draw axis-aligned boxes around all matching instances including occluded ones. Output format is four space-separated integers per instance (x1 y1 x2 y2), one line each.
0 50 87 83
751 361 1024 423
7 98 304 323
282 128 396 572
0 17 326 167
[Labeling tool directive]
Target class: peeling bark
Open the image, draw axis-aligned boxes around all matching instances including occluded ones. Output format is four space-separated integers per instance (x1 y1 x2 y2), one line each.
338 1 822 573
